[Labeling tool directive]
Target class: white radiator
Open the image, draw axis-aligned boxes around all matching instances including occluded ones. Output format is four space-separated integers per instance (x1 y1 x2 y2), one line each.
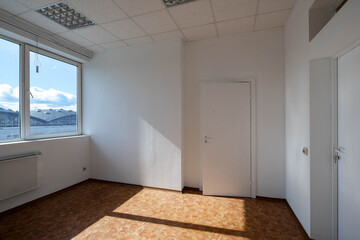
0 152 41 201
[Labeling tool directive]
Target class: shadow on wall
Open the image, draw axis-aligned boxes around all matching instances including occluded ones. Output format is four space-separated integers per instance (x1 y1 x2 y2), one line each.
137 118 181 190
83 40 183 191
88 115 181 191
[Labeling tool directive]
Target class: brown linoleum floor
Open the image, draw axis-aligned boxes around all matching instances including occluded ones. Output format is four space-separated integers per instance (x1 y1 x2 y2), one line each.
0 180 307 240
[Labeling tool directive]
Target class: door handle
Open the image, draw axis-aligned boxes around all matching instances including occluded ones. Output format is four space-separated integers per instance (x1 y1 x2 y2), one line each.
334 147 345 163
334 148 345 154
204 136 212 143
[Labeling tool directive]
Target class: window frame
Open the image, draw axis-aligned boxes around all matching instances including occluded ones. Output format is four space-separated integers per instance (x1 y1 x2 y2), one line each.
0 34 82 142
0 34 23 143
24 44 82 140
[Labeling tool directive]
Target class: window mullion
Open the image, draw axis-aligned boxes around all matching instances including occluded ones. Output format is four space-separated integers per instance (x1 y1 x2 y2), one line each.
19 43 25 140
23 45 31 139
77 65 82 135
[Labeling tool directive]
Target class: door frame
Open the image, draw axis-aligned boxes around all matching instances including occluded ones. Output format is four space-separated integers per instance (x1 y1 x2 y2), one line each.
331 57 338 240
198 78 257 198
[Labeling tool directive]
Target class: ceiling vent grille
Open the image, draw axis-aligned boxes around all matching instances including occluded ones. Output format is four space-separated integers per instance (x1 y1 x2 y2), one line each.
36 2 95 30
163 0 195 7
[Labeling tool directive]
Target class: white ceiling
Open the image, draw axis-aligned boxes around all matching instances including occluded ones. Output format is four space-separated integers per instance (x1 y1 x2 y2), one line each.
0 0 297 52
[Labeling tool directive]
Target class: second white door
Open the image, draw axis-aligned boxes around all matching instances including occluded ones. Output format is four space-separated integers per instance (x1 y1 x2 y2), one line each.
200 82 251 197
337 44 360 240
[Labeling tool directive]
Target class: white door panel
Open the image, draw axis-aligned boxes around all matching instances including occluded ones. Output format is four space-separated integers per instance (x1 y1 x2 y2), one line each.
338 44 360 240
200 82 251 197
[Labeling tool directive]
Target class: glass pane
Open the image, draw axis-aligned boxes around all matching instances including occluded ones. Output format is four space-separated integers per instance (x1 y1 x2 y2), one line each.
0 38 20 141
29 51 78 136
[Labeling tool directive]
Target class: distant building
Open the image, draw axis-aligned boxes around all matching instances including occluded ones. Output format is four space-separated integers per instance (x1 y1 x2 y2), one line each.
0 109 19 127
0 108 76 127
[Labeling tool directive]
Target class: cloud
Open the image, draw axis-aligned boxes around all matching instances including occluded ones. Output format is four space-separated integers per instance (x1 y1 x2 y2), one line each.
0 84 18 101
0 84 76 111
0 84 19 110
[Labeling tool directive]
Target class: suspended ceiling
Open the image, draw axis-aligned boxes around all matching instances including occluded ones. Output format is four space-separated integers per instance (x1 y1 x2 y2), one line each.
0 0 297 52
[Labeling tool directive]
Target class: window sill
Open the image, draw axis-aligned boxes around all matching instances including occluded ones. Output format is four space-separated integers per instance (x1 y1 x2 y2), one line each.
0 134 89 146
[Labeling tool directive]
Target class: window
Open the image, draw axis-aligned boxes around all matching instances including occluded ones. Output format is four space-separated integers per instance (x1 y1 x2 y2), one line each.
0 36 81 142
0 38 20 141
27 47 80 137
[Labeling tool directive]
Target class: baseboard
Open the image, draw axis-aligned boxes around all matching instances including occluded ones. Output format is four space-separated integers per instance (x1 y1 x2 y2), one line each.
90 178 181 192
182 187 201 192
143 186 181 193
89 178 143 188
256 196 286 201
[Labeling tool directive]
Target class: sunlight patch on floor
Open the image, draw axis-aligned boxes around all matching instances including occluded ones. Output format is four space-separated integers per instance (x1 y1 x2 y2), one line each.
114 188 247 231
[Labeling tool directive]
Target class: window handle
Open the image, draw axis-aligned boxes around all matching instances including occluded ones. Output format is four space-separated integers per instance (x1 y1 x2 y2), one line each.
27 90 34 98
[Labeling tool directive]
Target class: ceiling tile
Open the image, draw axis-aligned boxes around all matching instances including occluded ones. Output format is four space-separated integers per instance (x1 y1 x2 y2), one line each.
16 0 58 9
258 0 297 14
124 36 153 45
0 0 30 15
151 30 183 41
182 24 217 41
66 0 127 24
217 16 254 36
73 25 118 44
211 0 257 22
168 0 213 28
255 9 291 31
113 0 165 17
86 44 105 53
99 40 127 50
18 11 68 33
57 31 94 46
102 18 146 40
133 10 177 34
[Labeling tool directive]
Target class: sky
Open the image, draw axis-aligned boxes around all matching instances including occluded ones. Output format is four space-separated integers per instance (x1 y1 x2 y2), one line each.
0 38 77 111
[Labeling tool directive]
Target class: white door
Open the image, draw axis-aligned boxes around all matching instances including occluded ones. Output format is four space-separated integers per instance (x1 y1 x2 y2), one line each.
338 44 360 240
200 82 251 197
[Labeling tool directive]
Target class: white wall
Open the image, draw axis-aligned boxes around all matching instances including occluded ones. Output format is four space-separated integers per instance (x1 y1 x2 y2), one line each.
83 40 183 191
285 0 313 234
0 136 90 212
184 29 286 198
